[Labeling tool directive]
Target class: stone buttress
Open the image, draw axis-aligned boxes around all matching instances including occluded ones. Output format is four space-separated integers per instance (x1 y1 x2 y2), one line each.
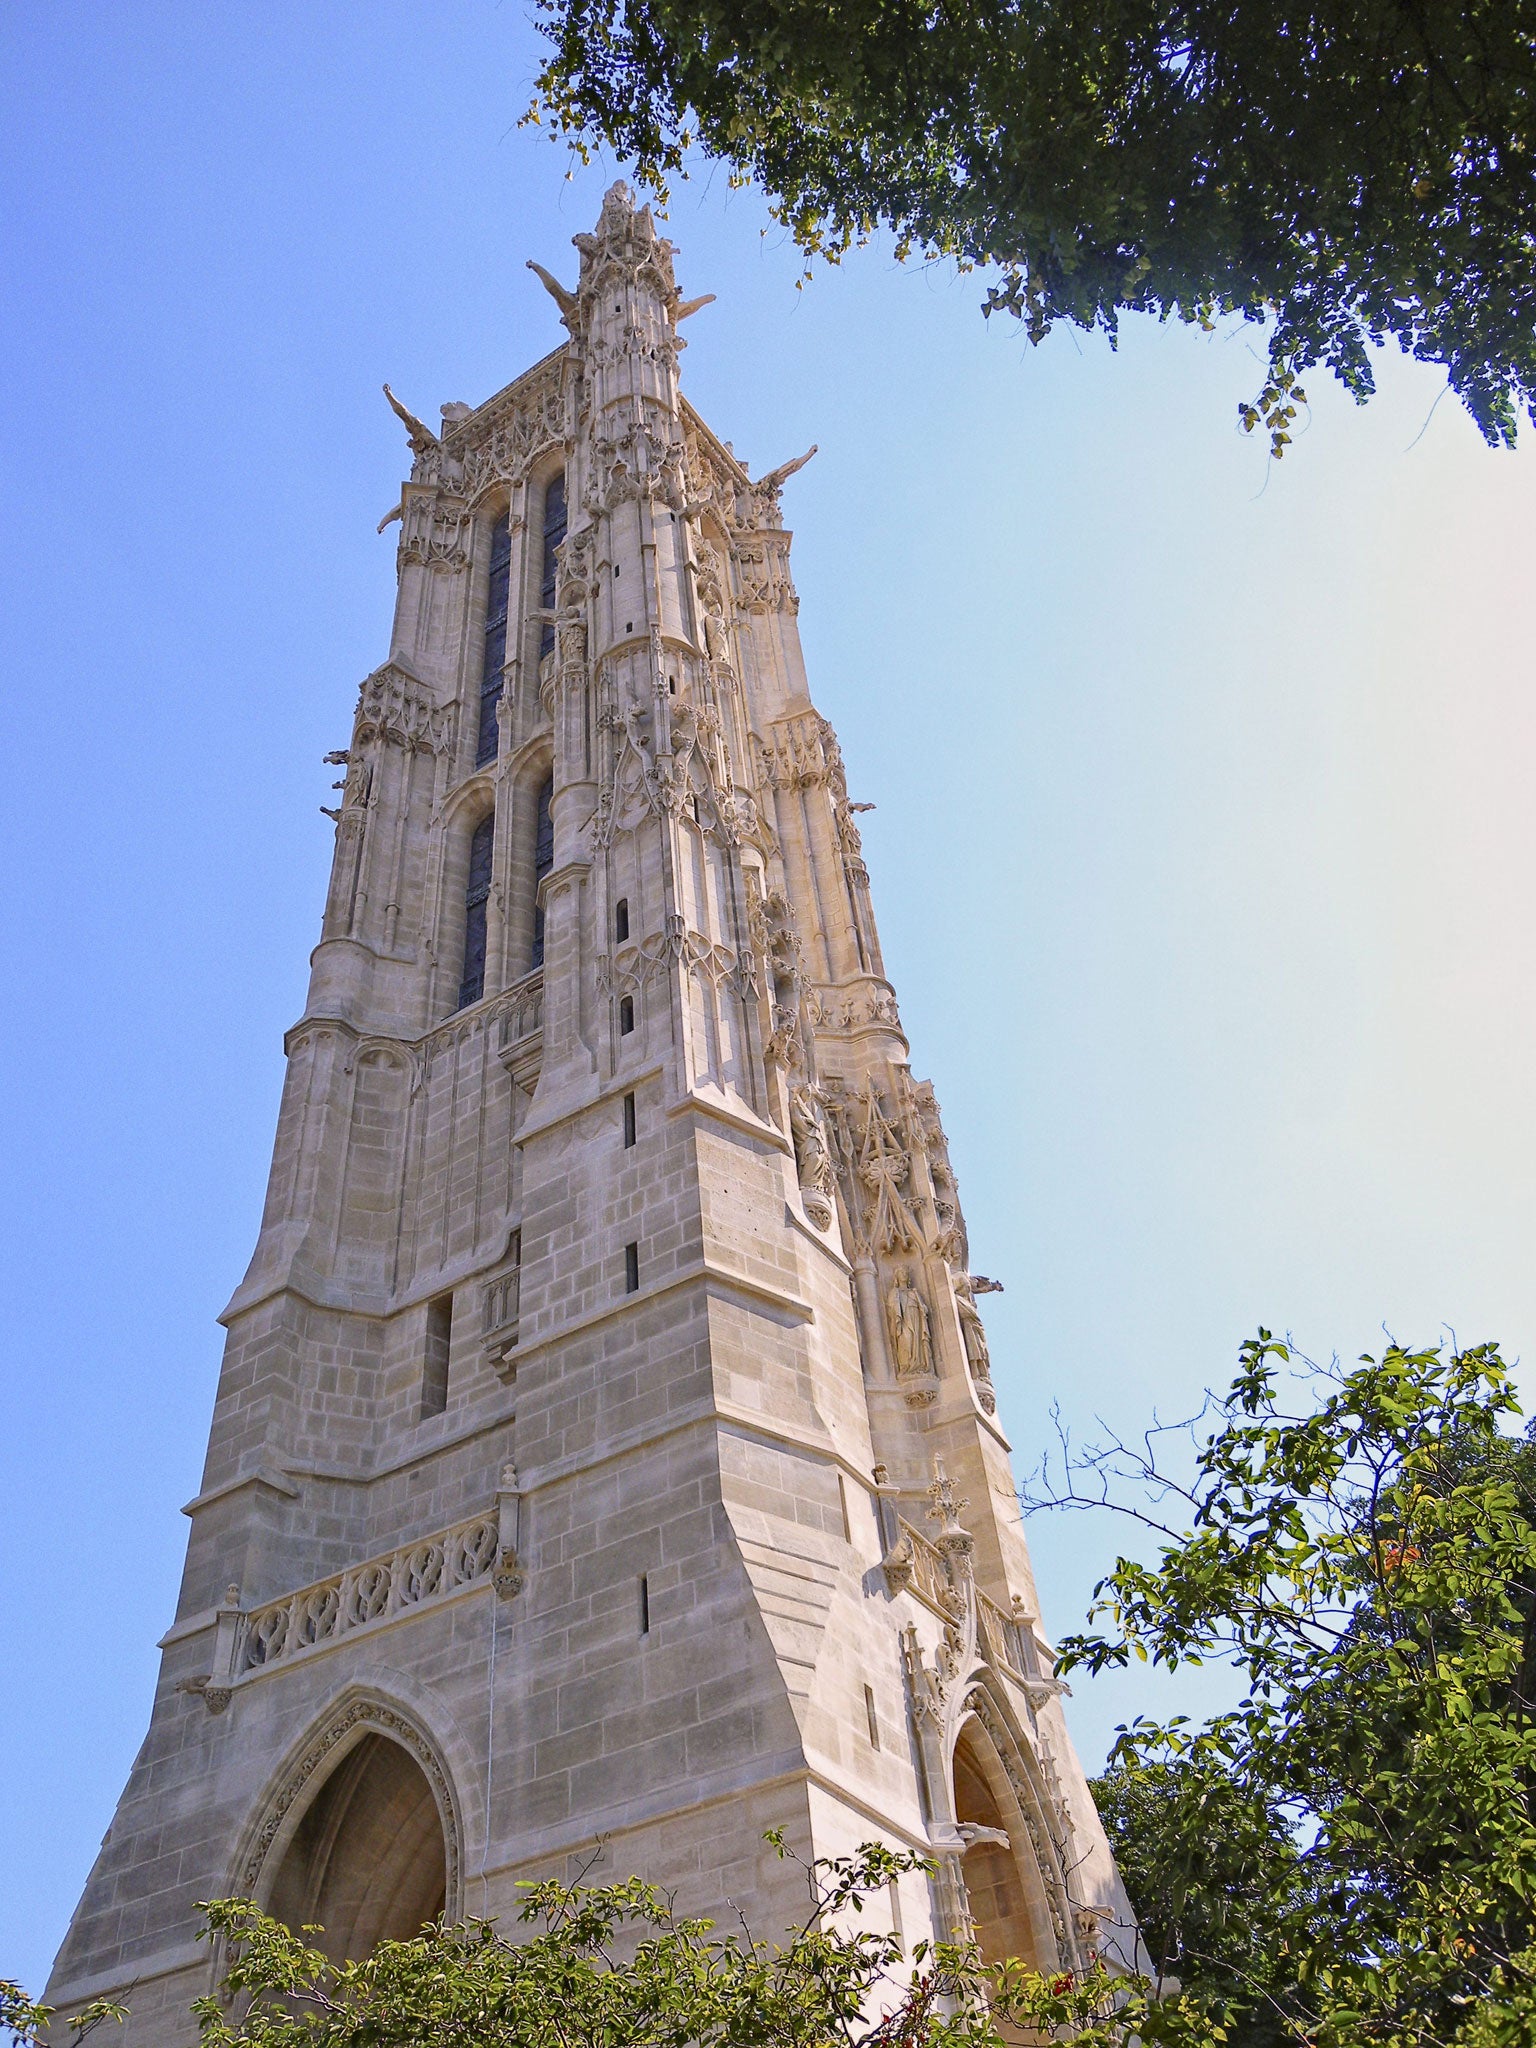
45 184 1133 2042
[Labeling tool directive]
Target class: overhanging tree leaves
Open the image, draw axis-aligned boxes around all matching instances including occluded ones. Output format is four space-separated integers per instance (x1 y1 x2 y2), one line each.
526 0 1536 449
1 1980 124 2048
178 1840 1198 2048
1027 1332 1536 2045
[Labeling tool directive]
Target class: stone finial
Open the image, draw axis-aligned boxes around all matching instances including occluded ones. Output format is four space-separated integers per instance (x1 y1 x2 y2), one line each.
927 1459 969 1535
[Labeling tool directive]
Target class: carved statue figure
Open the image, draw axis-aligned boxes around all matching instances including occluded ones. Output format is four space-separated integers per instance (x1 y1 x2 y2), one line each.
952 1275 994 1385
788 1086 833 1195
886 1268 934 1380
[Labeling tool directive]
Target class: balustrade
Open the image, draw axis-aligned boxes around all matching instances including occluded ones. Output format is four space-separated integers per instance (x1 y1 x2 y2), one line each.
241 1512 499 1674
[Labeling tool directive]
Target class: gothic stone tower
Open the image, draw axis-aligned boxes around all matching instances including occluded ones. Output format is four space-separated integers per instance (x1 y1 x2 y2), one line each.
46 184 1132 2042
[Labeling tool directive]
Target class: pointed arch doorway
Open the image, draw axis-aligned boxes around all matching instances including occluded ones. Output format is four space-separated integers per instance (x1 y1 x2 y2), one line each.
265 1731 447 1962
952 1721 1050 1972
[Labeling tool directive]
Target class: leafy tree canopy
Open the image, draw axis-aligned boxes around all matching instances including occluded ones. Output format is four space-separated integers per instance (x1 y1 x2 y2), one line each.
2 1979 124 2048
526 0 1536 450
1029 1332 1536 2045
6 1840 1197 2048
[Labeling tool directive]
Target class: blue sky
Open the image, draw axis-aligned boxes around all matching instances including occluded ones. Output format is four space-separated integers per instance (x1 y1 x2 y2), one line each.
5 1 1536 1998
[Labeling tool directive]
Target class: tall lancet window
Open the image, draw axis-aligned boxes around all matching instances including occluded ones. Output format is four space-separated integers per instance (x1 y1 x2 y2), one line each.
538 472 566 659
477 513 512 767
529 776 554 970
458 814 494 1010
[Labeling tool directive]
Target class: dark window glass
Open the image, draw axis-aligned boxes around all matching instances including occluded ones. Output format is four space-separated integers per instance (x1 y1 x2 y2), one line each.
615 897 629 942
477 514 512 767
622 1092 636 1148
639 1573 650 1635
530 776 554 971
624 1241 639 1293
538 472 566 660
618 994 635 1035
421 1294 452 1419
458 813 494 1009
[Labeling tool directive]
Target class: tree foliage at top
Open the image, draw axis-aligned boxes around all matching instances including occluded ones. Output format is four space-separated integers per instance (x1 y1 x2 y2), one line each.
1029 1332 1536 2045
526 0 1536 449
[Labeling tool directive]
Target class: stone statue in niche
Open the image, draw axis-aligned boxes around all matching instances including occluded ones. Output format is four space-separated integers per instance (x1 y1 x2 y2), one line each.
886 1267 935 1381
788 1085 834 1229
953 1274 997 1414
703 609 730 662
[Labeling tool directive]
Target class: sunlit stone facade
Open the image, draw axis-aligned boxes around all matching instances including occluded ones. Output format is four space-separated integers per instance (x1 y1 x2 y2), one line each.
46 183 1132 2041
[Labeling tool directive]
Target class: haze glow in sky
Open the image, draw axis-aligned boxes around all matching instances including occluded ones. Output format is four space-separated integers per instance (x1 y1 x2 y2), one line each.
4 0 1536 1998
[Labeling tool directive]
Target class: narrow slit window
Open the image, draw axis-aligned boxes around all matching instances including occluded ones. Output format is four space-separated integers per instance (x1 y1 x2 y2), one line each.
538 472 566 659
863 1683 881 1749
458 813 494 1010
639 1573 650 1636
618 994 635 1036
622 1091 637 1148
529 775 554 970
624 1241 639 1293
421 1293 452 1419
476 513 511 768
614 897 629 942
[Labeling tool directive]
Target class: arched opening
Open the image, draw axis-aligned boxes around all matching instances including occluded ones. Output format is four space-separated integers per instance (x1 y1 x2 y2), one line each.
458 811 494 1010
953 1724 1040 1971
538 470 566 659
529 775 553 970
266 1733 447 1963
477 510 511 768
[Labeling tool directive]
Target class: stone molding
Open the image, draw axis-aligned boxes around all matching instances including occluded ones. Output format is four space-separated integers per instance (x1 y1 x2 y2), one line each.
235 1692 465 1920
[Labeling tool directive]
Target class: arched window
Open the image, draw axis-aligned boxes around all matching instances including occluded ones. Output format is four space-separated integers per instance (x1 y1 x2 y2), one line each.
477 513 511 767
266 1733 447 1963
529 776 554 970
538 472 566 660
458 814 494 1010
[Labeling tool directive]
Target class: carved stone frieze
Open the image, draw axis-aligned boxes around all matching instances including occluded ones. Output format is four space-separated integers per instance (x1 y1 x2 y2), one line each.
397 488 472 572
855 1080 924 1254
427 358 571 504
240 1509 500 1678
761 709 843 793
736 530 798 614
353 661 453 755
597 919 744 1001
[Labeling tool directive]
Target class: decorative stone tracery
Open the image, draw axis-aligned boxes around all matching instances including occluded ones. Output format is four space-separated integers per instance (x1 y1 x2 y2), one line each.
238 1696 463 1922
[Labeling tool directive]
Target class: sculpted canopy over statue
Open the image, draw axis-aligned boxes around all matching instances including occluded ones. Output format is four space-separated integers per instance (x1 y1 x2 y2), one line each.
886 1267 934 1381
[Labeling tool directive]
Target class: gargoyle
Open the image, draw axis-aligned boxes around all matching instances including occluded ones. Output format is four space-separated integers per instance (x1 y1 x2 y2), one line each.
527 260 578 323
755 444 819 494
382 384 438 455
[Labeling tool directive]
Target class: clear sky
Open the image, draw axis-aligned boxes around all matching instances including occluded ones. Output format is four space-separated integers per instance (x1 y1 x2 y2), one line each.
5 0 1536 2000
